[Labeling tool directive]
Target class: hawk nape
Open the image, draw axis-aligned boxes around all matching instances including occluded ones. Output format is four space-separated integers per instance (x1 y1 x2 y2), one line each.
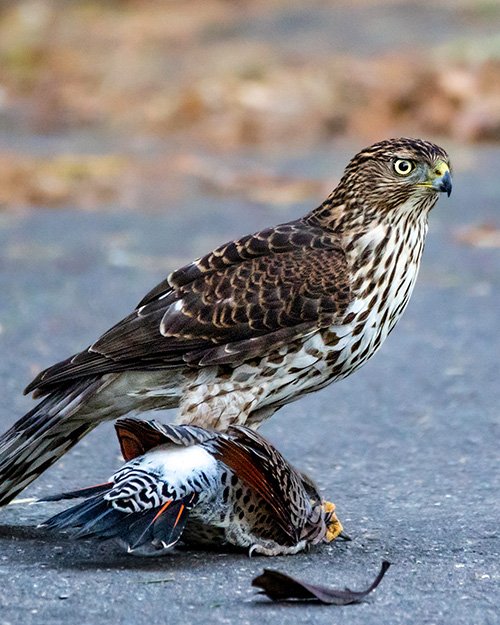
0 138 452 506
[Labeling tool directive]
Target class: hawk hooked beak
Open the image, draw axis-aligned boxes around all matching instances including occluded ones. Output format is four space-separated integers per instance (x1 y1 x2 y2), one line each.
419 161 452 197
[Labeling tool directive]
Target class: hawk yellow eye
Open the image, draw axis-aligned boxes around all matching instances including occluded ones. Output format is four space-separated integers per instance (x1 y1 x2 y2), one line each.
393 159 415 176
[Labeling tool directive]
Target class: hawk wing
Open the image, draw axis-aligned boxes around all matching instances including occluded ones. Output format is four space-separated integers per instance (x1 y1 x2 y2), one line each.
25 218 351 396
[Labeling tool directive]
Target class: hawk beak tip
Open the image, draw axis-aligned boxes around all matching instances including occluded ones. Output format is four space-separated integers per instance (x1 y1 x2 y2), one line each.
437 170 452 197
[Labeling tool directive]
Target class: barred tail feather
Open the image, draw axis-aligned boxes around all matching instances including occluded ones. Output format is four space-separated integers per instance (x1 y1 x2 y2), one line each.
41 489 198 552
0 378 104 506
40 494 115 532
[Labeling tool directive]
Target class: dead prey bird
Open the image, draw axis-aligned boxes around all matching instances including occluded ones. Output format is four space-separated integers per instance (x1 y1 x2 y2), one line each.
39 418 343 556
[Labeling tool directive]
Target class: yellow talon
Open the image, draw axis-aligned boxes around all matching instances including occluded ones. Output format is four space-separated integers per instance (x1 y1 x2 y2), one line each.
322 500 344 542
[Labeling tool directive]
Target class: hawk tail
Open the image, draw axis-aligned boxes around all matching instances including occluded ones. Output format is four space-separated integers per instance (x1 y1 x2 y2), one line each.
0 378 104 506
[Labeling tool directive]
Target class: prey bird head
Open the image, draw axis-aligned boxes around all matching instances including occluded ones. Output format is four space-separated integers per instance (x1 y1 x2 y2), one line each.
329 138 452 225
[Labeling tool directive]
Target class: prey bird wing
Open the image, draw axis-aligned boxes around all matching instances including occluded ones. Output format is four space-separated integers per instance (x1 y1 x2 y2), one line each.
26 220 351 396
114 418 217 461
208 425 317 544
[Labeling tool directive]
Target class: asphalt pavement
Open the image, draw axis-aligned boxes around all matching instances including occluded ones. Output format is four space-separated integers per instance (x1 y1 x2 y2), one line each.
0 142 499 625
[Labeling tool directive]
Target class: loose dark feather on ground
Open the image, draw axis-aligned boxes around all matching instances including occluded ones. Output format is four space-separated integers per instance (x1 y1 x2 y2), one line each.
252 561 391 604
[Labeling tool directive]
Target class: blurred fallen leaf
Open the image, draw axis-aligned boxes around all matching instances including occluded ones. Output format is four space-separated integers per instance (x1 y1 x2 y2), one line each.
177 155 326 205
252 561 390 605
456 222 500 247
0 153 127 209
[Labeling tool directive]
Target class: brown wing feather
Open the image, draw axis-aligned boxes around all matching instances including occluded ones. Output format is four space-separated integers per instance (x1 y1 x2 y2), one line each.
208 426 313 543
115 419 168 462
114 418 217 461
26 219 350 396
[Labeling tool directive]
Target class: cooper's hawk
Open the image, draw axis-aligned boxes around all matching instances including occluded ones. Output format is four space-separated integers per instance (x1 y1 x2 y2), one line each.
40 419 340 556
0 137 452 506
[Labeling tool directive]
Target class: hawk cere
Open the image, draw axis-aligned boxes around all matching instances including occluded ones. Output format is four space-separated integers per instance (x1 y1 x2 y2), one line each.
0 138 452 509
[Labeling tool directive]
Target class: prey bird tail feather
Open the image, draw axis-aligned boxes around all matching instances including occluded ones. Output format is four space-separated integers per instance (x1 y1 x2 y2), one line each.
40 486 198 551
0 377 105 506
39 482 114 502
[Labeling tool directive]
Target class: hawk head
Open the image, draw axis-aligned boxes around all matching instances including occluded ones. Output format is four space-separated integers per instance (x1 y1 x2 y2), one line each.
332 138 452 224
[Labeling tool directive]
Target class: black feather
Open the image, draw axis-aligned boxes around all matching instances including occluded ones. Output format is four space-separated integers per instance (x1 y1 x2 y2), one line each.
40 495 112 532
38 483 113 502
41 488 199 552
252 561 391 604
